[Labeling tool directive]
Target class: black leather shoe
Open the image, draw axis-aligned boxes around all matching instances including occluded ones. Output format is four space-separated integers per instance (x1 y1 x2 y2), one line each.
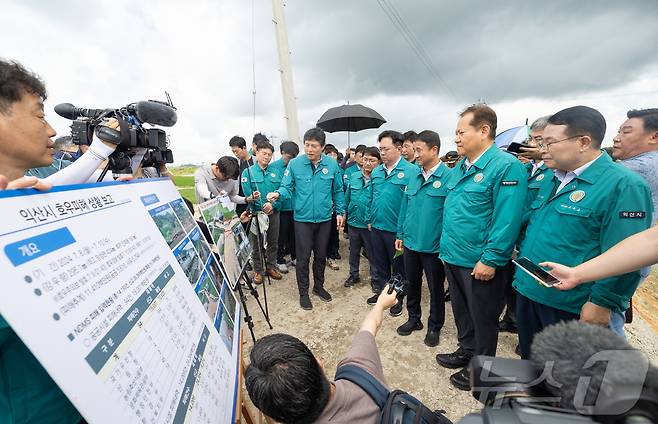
424 329 440 347
300 295 313 310
312 287 332 302
366 293 380 305
389 299 404 317
344 275 360 288
449 367 470 391
396 320 423 336
436 348 473 369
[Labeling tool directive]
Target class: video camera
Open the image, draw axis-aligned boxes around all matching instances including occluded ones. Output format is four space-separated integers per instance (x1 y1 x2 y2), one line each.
55 94 177 178
458 321 658 424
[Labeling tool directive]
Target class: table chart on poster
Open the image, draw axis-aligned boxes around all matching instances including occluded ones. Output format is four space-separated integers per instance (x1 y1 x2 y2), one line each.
0 179 241 424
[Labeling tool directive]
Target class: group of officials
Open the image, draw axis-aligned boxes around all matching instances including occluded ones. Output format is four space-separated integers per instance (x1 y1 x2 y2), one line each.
1 56 657 424
200 103 657 392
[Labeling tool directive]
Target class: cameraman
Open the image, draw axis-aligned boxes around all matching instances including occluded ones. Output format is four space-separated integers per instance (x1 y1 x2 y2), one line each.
246 290 398 423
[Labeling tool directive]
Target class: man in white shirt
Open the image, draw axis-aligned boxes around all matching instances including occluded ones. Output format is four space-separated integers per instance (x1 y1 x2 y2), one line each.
194 156 257 205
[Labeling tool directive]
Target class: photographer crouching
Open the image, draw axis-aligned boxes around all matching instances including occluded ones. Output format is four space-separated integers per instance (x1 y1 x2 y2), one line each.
245 289 399 423
246 280 451 424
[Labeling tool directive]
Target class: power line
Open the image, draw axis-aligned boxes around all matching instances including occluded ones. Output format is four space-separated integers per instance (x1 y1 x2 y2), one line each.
376 0 457 101
251 0 257 134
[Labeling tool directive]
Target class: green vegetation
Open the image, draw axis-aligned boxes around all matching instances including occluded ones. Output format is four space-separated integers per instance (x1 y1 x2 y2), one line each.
170 166 198 203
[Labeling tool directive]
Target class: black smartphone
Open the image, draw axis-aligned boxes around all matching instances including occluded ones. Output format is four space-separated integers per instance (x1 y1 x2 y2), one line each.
513 257 560 287
506 142 526 154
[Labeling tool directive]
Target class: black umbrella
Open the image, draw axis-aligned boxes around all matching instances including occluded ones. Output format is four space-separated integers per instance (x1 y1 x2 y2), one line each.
316 103 386 148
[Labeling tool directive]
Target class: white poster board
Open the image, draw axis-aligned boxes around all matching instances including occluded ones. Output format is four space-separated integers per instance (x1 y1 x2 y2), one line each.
198 197 253 289
0 178 241 424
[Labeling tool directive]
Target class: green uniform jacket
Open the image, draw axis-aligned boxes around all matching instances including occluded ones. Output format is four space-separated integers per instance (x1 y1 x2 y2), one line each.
277 154 345 223
522 162 554 226
241 163 283 212
440 144 528 268
269 159 293 211
1 316 81 424
514 153 653 314
396 163 451 253
343 164 361 182
367 158 416 233
345 170 372 229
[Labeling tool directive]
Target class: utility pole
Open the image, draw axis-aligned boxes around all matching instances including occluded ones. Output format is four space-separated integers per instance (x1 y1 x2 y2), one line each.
271 0 301 146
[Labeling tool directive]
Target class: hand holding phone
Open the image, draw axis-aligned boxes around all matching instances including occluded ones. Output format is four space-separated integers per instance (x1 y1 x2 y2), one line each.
513 257 560 287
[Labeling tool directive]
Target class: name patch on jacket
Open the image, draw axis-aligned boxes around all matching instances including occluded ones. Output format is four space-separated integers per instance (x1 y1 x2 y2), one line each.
501 180 518 186
619 211 646 219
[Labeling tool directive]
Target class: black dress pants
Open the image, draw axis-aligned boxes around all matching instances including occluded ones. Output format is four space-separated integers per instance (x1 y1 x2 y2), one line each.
445 263 506 357
516 293 579 359
370 228 405 292
348 226 375 278
404 248 445 331
328 213 340 259
294 220 331 296
277 210 295 263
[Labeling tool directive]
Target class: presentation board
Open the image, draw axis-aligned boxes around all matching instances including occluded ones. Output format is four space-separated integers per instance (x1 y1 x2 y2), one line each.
0 178 241 424
198 197 253 289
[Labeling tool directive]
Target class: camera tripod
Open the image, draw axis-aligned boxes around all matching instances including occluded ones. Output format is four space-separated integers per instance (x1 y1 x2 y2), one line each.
235 161 277 342
234 260 273 343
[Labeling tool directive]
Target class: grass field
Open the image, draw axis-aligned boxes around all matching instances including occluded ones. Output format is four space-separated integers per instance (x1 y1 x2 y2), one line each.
170 166 198 204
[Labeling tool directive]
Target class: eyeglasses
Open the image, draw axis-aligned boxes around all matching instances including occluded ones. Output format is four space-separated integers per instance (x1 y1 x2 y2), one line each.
537 135 584 150
362 158 379 164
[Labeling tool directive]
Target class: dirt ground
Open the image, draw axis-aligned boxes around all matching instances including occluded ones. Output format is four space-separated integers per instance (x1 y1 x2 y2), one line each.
239 239 658 422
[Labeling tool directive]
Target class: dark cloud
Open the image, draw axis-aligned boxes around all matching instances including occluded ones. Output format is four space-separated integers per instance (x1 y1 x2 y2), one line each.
283 0 658 106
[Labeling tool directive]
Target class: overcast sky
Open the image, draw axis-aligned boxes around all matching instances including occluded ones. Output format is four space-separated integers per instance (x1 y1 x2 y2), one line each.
2 0 657 164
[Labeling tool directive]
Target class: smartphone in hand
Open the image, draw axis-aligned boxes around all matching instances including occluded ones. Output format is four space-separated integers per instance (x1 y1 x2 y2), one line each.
513 257 560 287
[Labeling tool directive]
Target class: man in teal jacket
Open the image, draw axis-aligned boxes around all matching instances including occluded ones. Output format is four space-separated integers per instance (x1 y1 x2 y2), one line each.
436 104 528 391
241 140 284 284
270 141 299 274
267 128 345 310
514 106 653 359
343 146 380 288
500 116 554 335
394 130 451 348
366 130 417 316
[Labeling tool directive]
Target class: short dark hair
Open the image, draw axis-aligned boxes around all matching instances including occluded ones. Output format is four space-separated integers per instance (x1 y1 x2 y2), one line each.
245 334 330 423
280 140 299 157
414 130 441 151
255 139 274 152
215 156 240 179
363 146 381 161
303 127 326 146
548 106 606 148
403 130 418 142
229 135 247 149
627 108 658 133
378 130 404 146
253 132 269 144
460 104 497 140
0 59 47 114
354 144 367 155
323 143 339 156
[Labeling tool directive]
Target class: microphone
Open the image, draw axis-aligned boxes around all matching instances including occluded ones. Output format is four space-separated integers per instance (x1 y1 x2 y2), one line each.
530 321 658 418
54 103 108 120
127 101 177 127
